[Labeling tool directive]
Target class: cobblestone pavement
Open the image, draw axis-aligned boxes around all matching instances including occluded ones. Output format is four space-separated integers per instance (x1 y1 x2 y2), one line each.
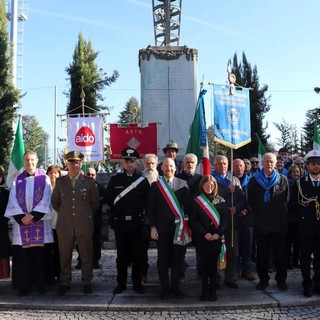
0 306 320 319
1 247 320 318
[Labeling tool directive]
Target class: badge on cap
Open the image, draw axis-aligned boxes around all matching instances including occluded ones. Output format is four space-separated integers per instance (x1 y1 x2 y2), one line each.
304 149 320 163
121 147 139 160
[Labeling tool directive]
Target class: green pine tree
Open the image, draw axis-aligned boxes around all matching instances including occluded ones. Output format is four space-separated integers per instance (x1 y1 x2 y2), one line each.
65 32 119 114
118 96 141 126
22 115 50 167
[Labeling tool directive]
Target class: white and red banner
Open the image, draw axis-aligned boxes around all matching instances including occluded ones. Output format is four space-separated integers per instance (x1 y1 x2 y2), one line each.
67 116 104 163
109 123 157 160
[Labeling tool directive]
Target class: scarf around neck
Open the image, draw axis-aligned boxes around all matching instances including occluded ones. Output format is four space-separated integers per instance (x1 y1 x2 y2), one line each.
255 169 280 202
212 171 232 187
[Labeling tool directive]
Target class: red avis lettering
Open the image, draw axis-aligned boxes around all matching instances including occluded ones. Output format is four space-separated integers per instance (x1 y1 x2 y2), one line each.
75 126 95 146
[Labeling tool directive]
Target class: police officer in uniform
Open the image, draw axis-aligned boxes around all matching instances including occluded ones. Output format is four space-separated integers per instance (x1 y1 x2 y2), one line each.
52 151 100 296
105 148 150 295
289 149 320 297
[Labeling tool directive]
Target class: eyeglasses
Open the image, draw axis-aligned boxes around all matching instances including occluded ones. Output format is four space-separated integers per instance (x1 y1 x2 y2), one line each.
124 159 135 163
251 161 259 164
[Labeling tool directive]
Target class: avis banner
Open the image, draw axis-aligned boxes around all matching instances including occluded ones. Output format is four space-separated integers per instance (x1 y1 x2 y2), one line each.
213 84 251 149
109 123 158 160
67 116 104 163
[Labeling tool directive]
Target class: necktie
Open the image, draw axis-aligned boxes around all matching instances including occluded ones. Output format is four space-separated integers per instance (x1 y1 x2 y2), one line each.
314 180 318 187
71 177 76 188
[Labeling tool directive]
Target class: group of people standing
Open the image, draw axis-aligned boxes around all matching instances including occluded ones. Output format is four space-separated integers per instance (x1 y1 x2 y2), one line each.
0 150 101 296
1 143 320 302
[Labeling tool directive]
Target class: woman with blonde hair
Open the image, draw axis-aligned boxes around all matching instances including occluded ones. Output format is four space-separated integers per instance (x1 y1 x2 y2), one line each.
189 175 227 301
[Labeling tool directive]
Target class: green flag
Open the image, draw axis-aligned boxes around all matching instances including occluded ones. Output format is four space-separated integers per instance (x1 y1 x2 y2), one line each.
313 123 320 150
7 117 25 188
256 134 266 166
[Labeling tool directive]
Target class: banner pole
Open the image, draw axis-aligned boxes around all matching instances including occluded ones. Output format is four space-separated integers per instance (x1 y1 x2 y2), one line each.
230 147 234 248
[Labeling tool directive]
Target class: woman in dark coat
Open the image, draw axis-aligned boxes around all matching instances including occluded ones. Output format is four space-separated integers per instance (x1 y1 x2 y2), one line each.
189 175 227 301
0 166 11 279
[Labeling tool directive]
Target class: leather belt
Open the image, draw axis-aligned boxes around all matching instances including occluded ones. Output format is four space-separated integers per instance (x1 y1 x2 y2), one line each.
116 215 141 221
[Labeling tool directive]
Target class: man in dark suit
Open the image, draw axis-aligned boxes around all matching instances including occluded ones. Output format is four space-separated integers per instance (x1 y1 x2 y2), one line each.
52 151 100 296
177 153 202 198
147 158 191 299
105 148 150 295
177 153 202 278
247 152 289 291
289 149 320 297
212 155 246 289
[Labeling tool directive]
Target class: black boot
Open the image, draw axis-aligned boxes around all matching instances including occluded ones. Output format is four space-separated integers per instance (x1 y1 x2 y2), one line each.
208 283 217 301
200 283 208 301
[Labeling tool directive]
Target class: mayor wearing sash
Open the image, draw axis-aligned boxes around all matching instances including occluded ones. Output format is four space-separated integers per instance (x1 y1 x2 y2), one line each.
190 175 227 301
247 152 289 291
5 150 53 296
147 157 191 299
105 148 150 295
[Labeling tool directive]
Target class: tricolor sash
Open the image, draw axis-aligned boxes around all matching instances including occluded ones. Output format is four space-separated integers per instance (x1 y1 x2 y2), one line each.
195 194 221 228
16 169 46 248
195 194 227 270
157 177 191 245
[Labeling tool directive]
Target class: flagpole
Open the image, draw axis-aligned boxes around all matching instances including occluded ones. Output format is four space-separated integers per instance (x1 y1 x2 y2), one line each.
230 147 234 248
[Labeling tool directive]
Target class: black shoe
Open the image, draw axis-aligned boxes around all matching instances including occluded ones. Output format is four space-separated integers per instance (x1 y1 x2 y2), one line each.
18 289 28 297
83 284 93 294
200 292 208 301
224 281 238 289
277 282 287 291
256 282 268 290
208 290 217 301
171 286 184 298
93 261 101 269
313 286 320 294
75 261 81 270
113 284 126 294
37 287 46 295
133 284 145 294
57 285 70 296
304 287 312 297
160 286 169 299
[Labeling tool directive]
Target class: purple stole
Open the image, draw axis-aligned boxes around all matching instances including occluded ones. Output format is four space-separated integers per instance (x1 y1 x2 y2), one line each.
16 169 46 248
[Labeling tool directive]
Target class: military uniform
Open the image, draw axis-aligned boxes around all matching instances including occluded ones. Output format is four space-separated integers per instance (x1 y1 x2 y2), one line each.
105 148 150 294
289 150 320 297
51 152 100 291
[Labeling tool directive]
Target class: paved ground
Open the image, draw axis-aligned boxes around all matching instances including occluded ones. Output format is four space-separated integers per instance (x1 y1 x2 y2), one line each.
0 247 320 319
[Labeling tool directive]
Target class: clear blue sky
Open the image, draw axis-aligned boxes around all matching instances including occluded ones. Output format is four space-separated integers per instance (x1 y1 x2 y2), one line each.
10 0 320 161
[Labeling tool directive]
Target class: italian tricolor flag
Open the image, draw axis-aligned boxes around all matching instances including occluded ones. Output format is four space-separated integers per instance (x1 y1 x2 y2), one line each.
256 134 266 167
313 123 320 151
6 117 25 188
186 89 211 175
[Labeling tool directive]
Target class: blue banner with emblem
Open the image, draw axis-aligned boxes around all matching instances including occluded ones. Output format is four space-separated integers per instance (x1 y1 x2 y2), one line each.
213 84 251 149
